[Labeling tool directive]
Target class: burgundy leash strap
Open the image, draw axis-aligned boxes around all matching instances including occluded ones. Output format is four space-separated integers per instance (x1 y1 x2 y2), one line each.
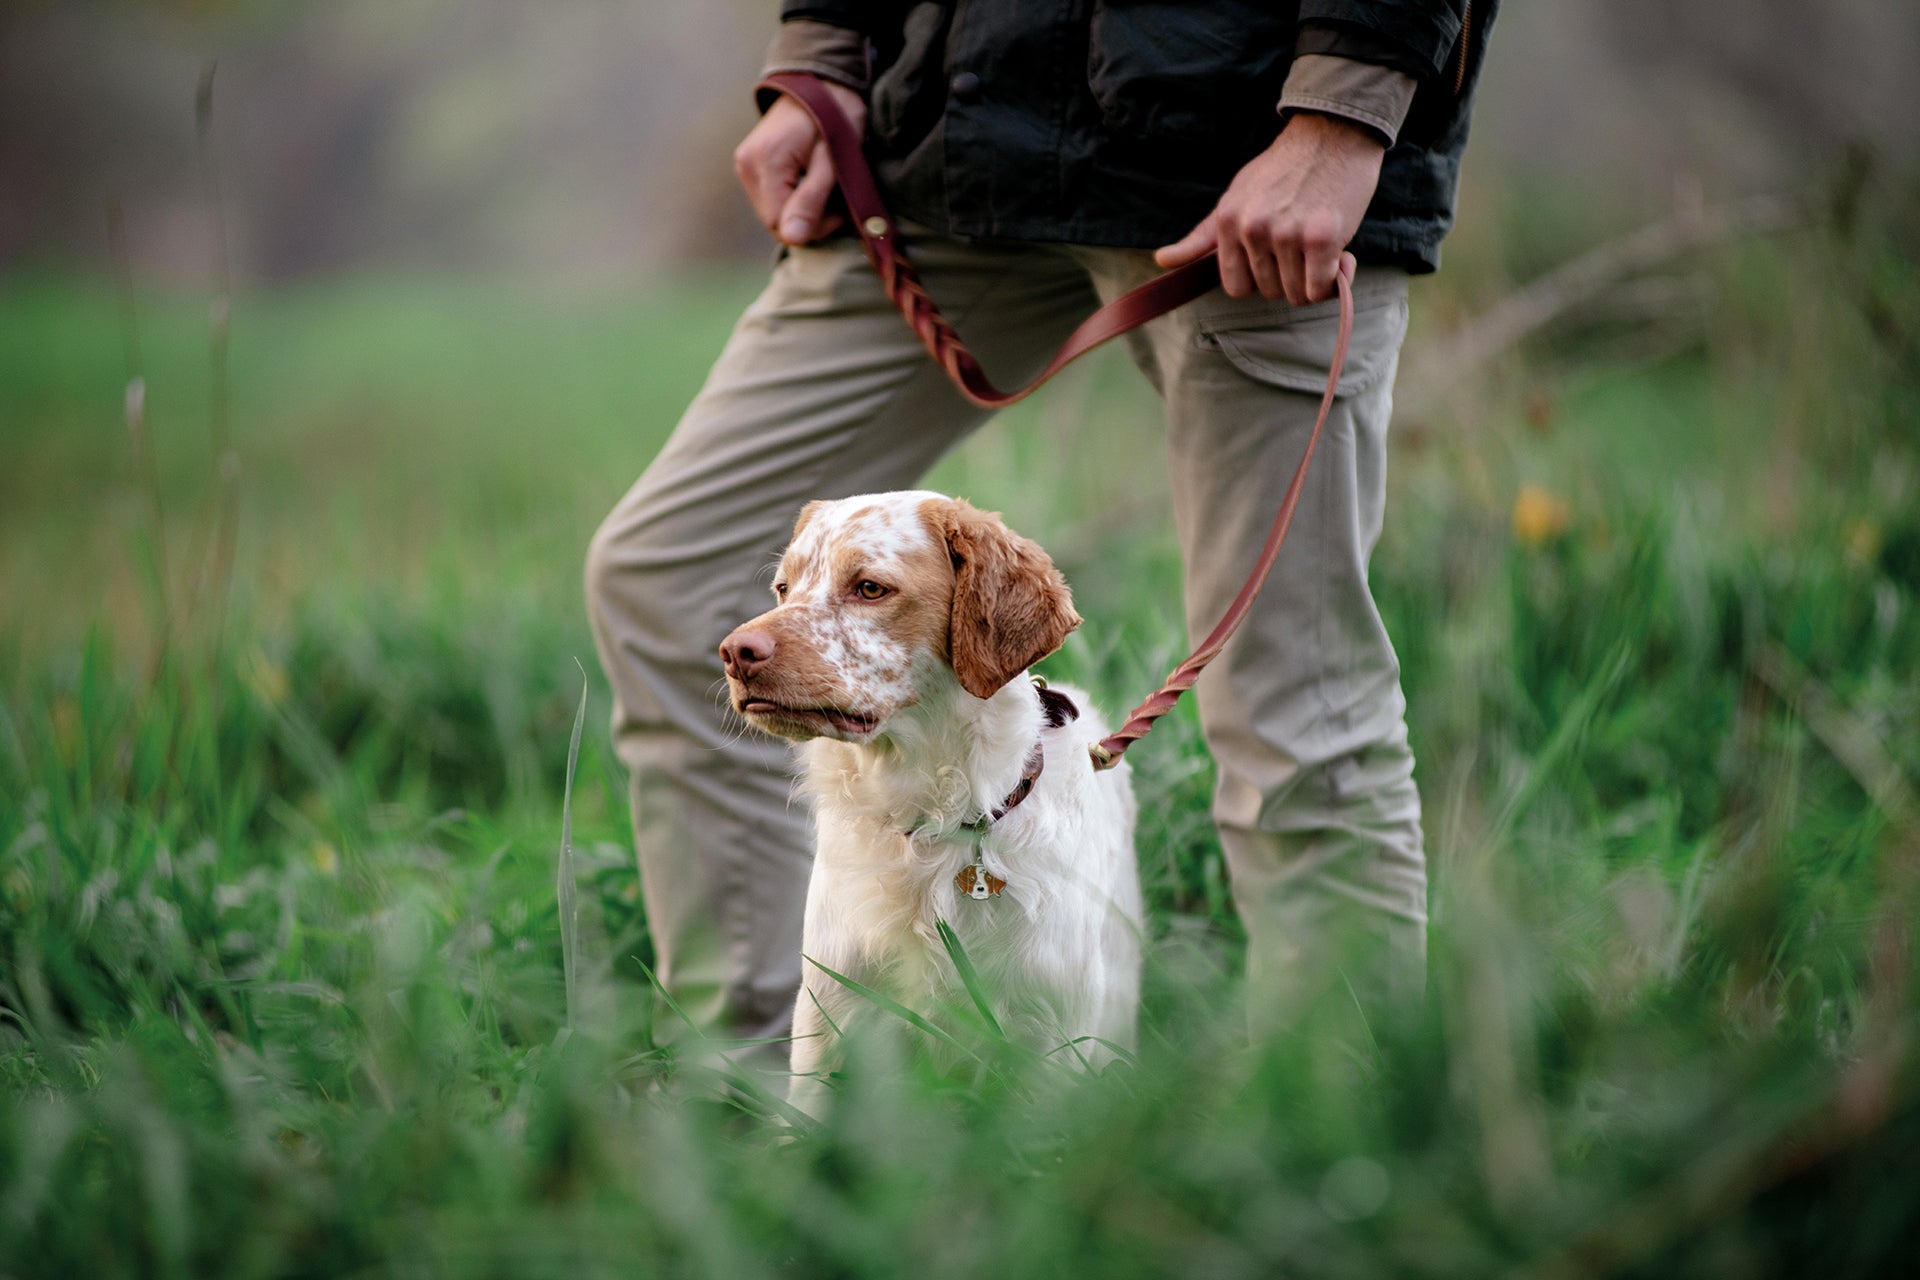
758 71 1356 769
1088 259 1351 768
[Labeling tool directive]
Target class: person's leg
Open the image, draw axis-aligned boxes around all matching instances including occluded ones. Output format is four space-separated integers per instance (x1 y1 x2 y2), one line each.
1081 248 1424 1042
585 229 1097 1060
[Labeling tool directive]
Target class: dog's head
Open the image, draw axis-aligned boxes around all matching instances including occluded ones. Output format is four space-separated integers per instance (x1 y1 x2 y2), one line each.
719 492 1080 743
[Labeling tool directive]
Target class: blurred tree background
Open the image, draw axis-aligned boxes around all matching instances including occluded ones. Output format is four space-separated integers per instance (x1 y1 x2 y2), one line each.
4 0 1915 283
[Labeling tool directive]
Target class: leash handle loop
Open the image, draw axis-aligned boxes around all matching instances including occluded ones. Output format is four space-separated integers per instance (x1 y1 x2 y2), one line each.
756 71 1355 769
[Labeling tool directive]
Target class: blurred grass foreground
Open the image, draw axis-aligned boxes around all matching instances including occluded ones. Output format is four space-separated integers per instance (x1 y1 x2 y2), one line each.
5 145 1920 1280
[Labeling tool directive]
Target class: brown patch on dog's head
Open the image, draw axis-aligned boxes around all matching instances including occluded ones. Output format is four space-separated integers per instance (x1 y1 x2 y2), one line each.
788 499 830 547
923 497 1080 699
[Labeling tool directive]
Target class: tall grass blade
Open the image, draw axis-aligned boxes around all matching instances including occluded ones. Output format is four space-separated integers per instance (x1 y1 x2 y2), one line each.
804 955 979 1061
1044 1035 1139 1068
106 203 172 678
195 61 240 653
630 953 698 1038
629 957 818 1132
1492 639 1633 838
805 986 843 1039
686 1059 821 1134
556 660 588 1039
935 918 1006 1040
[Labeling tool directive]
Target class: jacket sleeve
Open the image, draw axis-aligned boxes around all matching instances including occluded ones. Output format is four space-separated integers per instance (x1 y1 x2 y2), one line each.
777 1 869 34
1278 52 1416 146
1296 1 1465 79
762 17 870 98
1278 3 1464 146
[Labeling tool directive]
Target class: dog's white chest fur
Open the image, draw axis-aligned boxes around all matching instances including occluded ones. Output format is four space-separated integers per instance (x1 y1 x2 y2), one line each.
799 681 1140 1055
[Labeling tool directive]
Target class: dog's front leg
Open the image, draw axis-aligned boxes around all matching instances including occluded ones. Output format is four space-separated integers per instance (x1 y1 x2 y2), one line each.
786 975 842 1118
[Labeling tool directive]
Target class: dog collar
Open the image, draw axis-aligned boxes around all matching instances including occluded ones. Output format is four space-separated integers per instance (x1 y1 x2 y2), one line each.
911 741 1043 844
910 679 1080 897
950 741 1042 899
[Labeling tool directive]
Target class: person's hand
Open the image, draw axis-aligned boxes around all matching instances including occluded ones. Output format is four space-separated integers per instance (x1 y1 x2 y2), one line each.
733 81 868 246
1155 112 1385 304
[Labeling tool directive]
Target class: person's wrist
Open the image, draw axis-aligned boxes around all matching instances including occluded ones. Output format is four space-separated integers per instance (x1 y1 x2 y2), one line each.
1282 109 1386 155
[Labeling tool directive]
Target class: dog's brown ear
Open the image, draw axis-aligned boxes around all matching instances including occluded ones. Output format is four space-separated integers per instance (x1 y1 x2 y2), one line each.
932 498 1081 699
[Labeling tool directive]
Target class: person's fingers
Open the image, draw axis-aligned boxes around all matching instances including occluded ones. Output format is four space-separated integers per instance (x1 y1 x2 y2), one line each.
1298 212 1344 303
1215 226 1254 299
1275 238 1308 307
733 143 793 234
1244 222 1287 301
778 137 838 244
731 148 772 233
1153 219 1217 269
732 99 818 236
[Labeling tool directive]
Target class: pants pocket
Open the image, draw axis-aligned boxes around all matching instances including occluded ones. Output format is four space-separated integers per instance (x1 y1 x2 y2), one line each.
1191 284 1410 399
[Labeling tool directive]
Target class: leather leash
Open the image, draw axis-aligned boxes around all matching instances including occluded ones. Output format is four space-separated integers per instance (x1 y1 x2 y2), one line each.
759 71 1356 771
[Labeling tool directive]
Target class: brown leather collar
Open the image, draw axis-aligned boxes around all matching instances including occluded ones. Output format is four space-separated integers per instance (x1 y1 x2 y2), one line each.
902 740 1045 845
902 682 1073 842
986 742 1045 826
951 742 1042 901
980 681 1079 826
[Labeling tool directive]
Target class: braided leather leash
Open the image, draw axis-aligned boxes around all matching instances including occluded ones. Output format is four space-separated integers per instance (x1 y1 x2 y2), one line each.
759 71 1356 770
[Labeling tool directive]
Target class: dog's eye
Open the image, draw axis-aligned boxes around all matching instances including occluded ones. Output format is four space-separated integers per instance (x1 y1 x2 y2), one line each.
773 582 789 601
855 580 890 601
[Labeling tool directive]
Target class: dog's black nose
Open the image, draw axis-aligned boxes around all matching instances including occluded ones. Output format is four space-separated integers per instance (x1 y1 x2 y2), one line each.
720 627 776 680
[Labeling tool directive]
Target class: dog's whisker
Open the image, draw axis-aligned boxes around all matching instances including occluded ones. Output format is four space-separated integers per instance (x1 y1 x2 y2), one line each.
703 675 764 752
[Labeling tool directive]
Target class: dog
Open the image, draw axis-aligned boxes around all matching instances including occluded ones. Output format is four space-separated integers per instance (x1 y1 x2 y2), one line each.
719 491 1142 1115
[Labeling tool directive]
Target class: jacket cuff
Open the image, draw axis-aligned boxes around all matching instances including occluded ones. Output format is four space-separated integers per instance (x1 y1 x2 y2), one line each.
759 17 869 109
1278 53 1417 146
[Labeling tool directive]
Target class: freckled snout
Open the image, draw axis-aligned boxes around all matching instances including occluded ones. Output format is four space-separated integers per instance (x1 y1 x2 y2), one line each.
719 626 777 682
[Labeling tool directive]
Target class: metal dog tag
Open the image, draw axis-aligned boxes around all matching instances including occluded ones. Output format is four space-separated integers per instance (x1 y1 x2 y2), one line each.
956 863 1004 900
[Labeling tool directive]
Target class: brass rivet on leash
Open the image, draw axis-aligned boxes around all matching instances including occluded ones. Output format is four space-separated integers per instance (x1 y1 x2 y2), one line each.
863 215 889 238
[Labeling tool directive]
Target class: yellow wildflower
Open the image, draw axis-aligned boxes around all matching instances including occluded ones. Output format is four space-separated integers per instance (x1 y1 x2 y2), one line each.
1844 519 1880 567
1512 484 1571 547
311 842 340 876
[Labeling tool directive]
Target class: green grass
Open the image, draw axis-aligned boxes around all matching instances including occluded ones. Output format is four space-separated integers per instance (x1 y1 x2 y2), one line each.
4 189 1920 1277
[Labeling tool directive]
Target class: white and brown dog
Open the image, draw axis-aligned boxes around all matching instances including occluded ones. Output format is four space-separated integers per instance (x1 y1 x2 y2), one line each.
719 491 1141 1114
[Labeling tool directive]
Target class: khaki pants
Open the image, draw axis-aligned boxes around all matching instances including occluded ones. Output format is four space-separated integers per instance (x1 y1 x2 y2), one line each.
585 226 1426 1055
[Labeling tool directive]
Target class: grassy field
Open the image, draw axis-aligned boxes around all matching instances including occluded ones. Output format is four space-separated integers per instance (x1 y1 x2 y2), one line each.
3 184 1919 1278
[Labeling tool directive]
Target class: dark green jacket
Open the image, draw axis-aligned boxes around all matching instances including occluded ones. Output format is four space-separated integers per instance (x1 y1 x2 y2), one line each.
778 0 1496 273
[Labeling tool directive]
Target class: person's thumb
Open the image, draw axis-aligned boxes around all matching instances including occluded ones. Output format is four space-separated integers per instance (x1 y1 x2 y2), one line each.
778 138 837 244
1154 219 1217 269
